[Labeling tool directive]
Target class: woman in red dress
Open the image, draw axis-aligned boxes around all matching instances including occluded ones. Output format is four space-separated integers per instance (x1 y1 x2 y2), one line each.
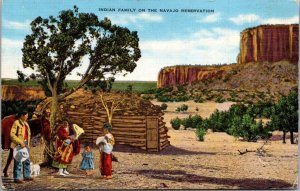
52 121 79 176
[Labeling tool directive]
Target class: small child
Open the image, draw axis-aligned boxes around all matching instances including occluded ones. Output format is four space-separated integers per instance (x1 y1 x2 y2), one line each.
96 124 115 179
80 145 94 175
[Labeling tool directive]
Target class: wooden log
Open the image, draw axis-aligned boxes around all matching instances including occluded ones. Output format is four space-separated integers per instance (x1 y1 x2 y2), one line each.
117 142 146 147
112 123 146 128
115 137 146 142
115 116 146 119
111 127 146 133
158 122 166 128
160 142 170 150
112 118 146 123
159 134 169 139
92 116 108 120
112 122 146 127
84 130 102 135
111 131 146 136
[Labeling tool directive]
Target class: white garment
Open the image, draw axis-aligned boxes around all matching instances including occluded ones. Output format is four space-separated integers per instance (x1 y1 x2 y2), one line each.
96 135 113 154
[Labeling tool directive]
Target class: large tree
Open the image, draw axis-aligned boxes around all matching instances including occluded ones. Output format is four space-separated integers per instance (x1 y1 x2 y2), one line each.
268 88 298 144
19 6 141 164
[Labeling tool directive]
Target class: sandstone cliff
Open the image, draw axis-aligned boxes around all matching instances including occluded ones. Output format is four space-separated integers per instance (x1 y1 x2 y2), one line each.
157 65 234 88
238 24 299 64
158 24 298 88
1 85 46 101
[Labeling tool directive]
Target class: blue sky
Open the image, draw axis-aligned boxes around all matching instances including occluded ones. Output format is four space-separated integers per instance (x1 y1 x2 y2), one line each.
2 0 299 81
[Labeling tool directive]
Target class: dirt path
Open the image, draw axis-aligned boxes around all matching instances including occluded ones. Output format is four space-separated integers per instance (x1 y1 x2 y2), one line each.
1 101 298 190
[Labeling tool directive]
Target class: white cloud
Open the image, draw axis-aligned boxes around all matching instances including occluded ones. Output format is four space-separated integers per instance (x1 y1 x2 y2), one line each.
291 0 300 5
262 16 298 24
110 12 163 25
2 28 240 81
197 12 221 23
3 19 31 30
2 38 23 48
229 14 298 25
229 14 260 25
114 27 240 81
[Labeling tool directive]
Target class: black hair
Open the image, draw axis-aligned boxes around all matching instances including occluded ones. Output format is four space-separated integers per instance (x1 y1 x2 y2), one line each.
103 123 112 132
16 110 28 118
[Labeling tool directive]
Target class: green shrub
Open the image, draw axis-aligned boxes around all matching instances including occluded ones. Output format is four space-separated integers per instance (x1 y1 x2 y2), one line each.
227 114 269 141
196 127 207 141
180 104 188 112
181 115 193 129
160 103 168 110
174 95 190 102
141 95 153 100
215 96 226 103
194 96 204 103
170 117 181 130
157 95 172 102
191 115 203 128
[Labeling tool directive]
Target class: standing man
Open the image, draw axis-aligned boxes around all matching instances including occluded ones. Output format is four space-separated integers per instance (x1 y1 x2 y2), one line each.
10 111 34 183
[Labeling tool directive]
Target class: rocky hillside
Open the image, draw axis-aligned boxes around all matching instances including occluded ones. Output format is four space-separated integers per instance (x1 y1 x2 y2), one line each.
157 24 298 98
1 85 46 101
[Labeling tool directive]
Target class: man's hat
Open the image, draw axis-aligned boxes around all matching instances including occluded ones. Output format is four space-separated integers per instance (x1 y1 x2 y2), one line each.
13 146 29 162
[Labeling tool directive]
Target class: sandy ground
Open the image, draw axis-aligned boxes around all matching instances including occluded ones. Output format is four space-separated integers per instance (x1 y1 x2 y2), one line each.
1 101 298 190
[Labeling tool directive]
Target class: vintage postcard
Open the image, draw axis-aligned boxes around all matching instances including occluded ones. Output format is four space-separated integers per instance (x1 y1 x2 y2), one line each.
1 0 299 190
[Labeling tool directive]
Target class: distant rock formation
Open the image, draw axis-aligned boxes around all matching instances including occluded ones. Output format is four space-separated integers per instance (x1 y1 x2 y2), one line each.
158 24 299 88
2 85 46 101
157 65 232 88
238 24 299 64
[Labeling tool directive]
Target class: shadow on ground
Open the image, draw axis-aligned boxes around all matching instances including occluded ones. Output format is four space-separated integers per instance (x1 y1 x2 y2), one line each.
135 169 294 189
114 144 216 156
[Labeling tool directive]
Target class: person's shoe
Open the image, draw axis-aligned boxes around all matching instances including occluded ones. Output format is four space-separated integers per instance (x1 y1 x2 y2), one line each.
24 177 34 181
14 179 24 183
106 175 113 179
58 169 66 176
101 175 107 179
63 169 70 175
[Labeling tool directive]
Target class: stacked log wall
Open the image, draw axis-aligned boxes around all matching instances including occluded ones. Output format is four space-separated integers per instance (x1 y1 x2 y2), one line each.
35 89 170 151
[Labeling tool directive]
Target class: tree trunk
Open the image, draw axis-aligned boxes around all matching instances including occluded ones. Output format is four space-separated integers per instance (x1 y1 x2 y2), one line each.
42 91 59 166
290 131 294 144
41 140 55 167
283 131 286 144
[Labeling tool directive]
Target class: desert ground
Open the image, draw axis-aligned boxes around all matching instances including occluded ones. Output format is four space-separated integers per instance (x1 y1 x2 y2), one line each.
1 101 298 190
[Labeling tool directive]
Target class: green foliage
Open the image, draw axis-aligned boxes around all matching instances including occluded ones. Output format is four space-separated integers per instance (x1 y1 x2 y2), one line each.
181 115 193 129
227 114 269 141
175 104 189 112
160 103 168 111
157 95 173 102
2 100 42 119
215 96 226 103
174 95 190 102
141 95 153 100
20 6 141 98
180 104 188 112
196 127 207 141
208 110 229 132
85 77 115 92
125 84 133 94
170 117 181 130
194 96 204 103
268 88 298 133
191 115 203 128
176 114 203 130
